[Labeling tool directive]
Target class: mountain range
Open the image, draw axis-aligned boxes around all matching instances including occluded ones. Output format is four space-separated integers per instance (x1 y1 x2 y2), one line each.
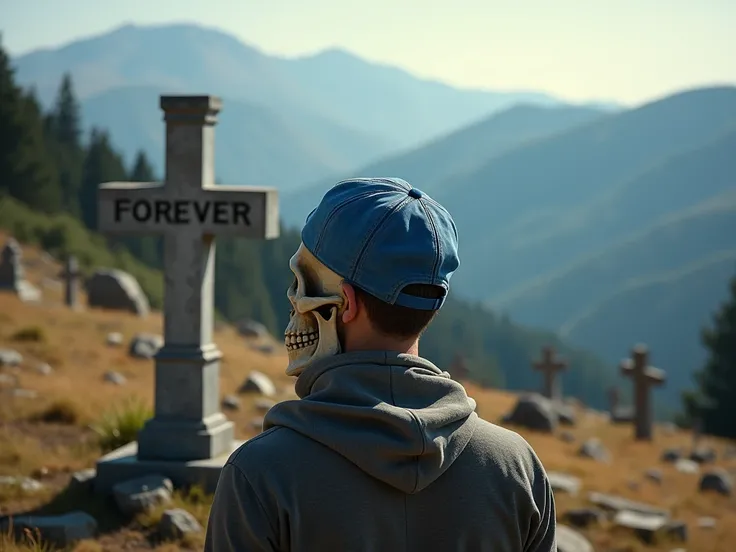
12 23 583 189
9 22 736 409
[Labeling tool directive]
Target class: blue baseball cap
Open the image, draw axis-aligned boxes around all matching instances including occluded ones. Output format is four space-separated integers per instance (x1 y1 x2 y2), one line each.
302 177 459 310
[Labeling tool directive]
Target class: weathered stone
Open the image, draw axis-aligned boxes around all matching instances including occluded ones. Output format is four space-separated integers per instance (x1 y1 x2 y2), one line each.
547 472 581 496
128 333 163 359
112 474 173 516
106 332 124 346
563 508 604 528
0 373 18 387
0 475 44 492
255 398 277 412
68 469 96 493
661 447 683 462
36 363 53 375
588 491 669 517
502 393 557 433
250 417 264 432
698 468 733 496
86 269 150 316
675 458 700 474
0 238 41 302
555 402 576 426
238 371 276 397
11 389 38 399
620 344 666 441
0 511 97 547
60 255 81 309
0 349 22 367
159 508 203 540
221 395 240 411
104 371 127 386
645 468 664 484
533 346 567 401
578 438 611 463
556 524 594 552
698 516 717 529
614 510 669 543
236 319 269 338
690 446 717 464
664 520 688 542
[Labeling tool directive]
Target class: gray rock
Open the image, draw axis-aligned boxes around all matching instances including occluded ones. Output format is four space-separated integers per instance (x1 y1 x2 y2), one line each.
159 508 203 540
112 474 173 516
610 405 635 423
555 402 577 426
221 395 240 410
0 373 18 387
250 417 264 432
0 349 22 367
104 371 127 385
255 398 277 412
238 371 276 397
578 438 611 463
0 475 44 492
502 393 557 433
698 516 717 529
588 491 669 517
664 520 688 542
563 508 604 528
690 446 717 464
662 447 683 463
645 468 664 484
614 510 669 543
698 468 732 496
10 389 38 399
68 469 96 493
106 332 124 346
675 458 700 474
547 472 582 496
86 269 150 316
0 511 97 547
129 333 163 359
35 363 53 375
236 319 269 338
556 524 594 552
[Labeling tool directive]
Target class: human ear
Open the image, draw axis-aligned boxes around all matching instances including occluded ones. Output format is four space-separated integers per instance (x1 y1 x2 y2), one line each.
341 282 359 324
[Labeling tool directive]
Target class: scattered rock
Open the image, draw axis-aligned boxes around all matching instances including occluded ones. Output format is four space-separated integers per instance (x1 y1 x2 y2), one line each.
36 362 53 375
0 475 44 492
106 332 124 346
578 438 611 463
614 510 669 543
0 349 22 367
238 371 276 397
664 520 688 542
554 402 577 426
556 524 594 552
159 508 203 540
502 394 557 433
588 491 669 518
698 468 733 496
112 475 173 516
0 511 97 548
690 446 717 464
675 458 700 474
661 447 683 463
250 343 276 354
11 389 38 399
255 398 277 412
221 395 240 411
547 472 582 496
698 516 717 529
104 371 127 385
68 469 96 493
645 468 664 484
250 417 264 432
610 405 635 424
129 333 163 359
563 508 604 528
0 373 18 387
236 319 269 338
86 269 150 316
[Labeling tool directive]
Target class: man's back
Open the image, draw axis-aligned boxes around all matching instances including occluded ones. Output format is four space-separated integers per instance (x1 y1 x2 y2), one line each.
205 351 556 552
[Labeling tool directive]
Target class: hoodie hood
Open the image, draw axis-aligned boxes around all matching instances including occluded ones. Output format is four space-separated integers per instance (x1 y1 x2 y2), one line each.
263 351 478 494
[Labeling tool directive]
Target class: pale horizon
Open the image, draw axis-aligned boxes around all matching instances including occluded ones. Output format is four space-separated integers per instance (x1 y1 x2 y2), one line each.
2 0 735 106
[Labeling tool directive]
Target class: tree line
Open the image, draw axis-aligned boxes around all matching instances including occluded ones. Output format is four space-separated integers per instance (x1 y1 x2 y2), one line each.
1 35 733 434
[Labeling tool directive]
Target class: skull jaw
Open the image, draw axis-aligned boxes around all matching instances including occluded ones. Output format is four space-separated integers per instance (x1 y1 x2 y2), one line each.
285 307 341 377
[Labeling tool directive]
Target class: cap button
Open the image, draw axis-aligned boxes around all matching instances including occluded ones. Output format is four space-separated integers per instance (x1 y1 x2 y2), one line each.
408 188 424 199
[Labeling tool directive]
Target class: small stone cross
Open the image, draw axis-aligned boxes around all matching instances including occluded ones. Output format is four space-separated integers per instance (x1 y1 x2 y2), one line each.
620 344 665 441
60 255 81 309
533 346 567 401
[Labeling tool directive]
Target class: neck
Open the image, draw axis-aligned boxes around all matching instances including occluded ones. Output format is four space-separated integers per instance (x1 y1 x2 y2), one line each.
343 334 420 356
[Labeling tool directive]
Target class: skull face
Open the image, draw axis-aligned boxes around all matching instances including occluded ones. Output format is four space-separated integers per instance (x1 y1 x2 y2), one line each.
284 243 346 377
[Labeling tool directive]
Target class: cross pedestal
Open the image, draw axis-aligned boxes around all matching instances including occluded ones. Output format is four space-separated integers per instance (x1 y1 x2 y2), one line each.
533 346 567 401
94 95 279 493
620 344 665 441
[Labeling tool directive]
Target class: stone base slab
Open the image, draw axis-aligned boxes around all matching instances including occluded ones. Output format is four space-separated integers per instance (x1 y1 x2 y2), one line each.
94 440 245 495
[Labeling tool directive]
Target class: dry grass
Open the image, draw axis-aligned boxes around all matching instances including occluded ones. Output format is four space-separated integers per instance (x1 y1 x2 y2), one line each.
1 231 736 551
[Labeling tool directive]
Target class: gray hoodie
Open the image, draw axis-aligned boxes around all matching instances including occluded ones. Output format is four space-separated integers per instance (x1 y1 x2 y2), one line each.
205 351 556 552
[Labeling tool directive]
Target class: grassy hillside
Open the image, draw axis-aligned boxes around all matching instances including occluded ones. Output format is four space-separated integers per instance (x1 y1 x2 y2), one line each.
81 86 391 191
1 283 734 551
281 103 608 226
12 23 563 154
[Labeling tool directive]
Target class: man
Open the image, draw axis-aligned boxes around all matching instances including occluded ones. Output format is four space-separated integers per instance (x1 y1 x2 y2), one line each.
205 177 556 552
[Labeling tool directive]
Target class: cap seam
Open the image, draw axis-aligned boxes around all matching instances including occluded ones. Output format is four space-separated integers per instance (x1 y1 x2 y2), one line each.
418 200 441 285
350 195 412 280
313 189 389 253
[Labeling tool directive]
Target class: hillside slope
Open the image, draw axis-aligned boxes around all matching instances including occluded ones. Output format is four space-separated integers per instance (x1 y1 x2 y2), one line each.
282 103 607 225
12 23 564 153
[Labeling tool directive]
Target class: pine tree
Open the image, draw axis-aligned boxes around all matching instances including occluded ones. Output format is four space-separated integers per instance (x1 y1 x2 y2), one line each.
129 150 156 182
0 35 61 212
51 73 81 147
681 270 736 438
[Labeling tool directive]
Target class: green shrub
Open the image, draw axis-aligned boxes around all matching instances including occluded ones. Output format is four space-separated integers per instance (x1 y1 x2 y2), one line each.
10 326 46 343
91 396 152 452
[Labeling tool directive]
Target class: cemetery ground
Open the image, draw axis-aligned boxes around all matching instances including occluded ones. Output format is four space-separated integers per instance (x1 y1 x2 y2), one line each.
0 236 735 551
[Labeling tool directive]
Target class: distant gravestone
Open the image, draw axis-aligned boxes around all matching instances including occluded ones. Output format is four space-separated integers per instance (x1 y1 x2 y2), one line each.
620 344 665 441
86 269 150 316
93 95 279 494
533 346 567 401
60 255 81 309
608 386 634 423
0 238 41 302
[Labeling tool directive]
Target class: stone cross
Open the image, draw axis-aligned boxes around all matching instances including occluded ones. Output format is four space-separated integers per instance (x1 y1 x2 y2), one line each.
620 344 665 441
94 96 279 489
0 238 23 290
60 255 81 309
607 386 619 412
533 346 567 401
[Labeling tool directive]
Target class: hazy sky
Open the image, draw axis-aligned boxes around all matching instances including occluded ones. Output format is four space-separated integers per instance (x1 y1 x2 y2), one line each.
1 0 734 104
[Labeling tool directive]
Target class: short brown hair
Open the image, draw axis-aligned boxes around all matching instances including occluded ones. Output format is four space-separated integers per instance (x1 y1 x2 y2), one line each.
353 284 445 339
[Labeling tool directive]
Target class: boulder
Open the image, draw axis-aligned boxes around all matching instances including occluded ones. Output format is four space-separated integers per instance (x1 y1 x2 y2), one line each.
236 319 269 338
159 508 202 540
502 394 557 433
112 474 172 516
556 524 594 552
129 333 163 359
578 438 611 463
238 371 276 397
698 468 733 496
86 269 149 316
0 511 97 547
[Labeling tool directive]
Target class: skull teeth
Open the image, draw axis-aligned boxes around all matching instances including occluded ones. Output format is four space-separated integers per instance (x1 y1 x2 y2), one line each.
284 331 319 351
